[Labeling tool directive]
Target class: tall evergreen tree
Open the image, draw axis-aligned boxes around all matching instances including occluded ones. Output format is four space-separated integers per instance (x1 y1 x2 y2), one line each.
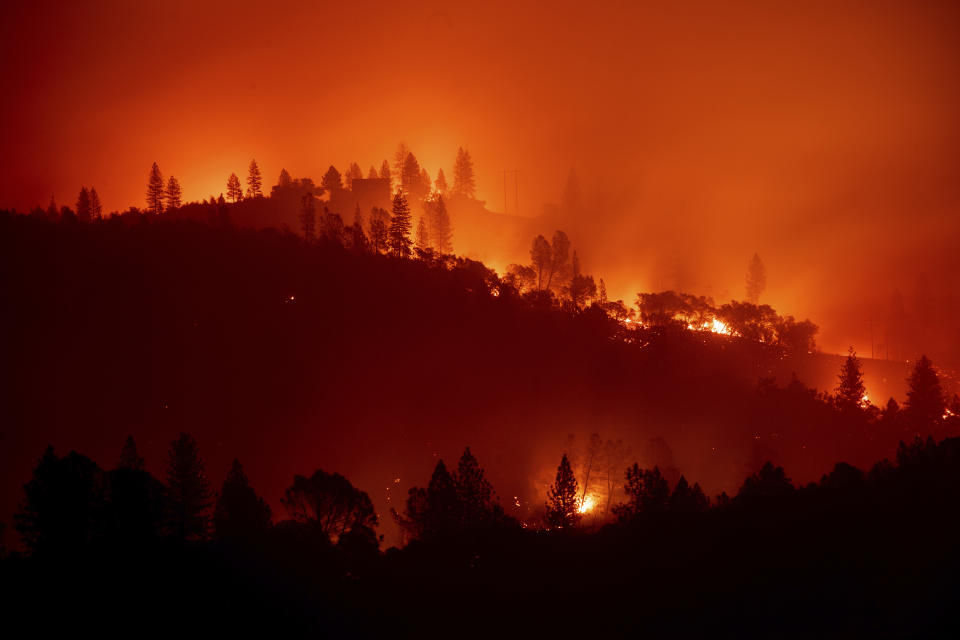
746 253 767 304
299 192 316 241
453 147 476 198
379 159 392 185
454 447 497 527
76 187 91 222
401 153 423 197
428 195 453 254
214 459 272 541
45 196 59 221
368 207 389 254
89 187 102 220
350 204 368 251
392 142 410 186
415 216 429 252
905 355 945 429
165 176 183 210
435 168 448 195
277 168 293 188
165 433 212 541
345 162 363 190
367 164 378 179
835 347 867 409
530 235 552 291
246 159 263 198
146 162 165 214
226 173 243 202
388 191 413 258
321 165 342 193
118 436 145 471
545 454 581 529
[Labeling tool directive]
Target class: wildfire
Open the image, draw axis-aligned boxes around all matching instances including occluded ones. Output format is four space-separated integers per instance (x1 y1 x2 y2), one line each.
710 318 731 335
578 496 596 514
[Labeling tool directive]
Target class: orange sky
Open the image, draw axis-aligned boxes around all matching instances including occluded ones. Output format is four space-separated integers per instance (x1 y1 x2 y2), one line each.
2 0 959 359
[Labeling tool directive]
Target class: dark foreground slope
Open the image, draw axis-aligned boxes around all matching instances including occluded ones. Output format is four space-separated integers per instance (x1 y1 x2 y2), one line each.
0 212 949 547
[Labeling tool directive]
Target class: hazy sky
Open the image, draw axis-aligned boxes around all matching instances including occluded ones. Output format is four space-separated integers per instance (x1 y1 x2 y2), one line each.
2 0 959 356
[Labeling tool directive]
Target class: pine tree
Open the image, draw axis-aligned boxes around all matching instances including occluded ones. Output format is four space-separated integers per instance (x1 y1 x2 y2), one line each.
835 347 866 409
454 447 497 527
165 176 183 210
415 216 429 252
392 142 410 186
546 454 581 529
746 253 767 304
453 147 476 198
401 153 422 195
388 191 413 258
165 433 212 541
322 165 342 193
350 204 368 251
380 159 392 185
246 159 263 198
905 355 945 429
368 207 389 254
89 187 102 220
46 196 59 221
428 195 453 254
299 192 316 241
76 187 91 222
599 278 608 305
277 168 293 188
226 173 243 202
435 168 448 195
118 436 145 471
367 165 378 179
146 162 165 214
530 235 552 291
213 459 272 541
345 162 363 190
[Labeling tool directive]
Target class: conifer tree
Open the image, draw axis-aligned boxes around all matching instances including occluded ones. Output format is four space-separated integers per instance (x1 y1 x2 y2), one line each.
454 447 496 527
76 187 91 222
392 142 410 186
428 195 453 254
435 168 448 195
401 153 422 195
905 355 945 429
214 459 272 541
415 216 429 252
322 165 342 193
388 191 413 258
546 454 581 529
380 159 392 184
350 204 368 251
367 165 378 179
246 159 263 198
118 436 145 471
165 433 212 541
89 187 102 220
835 347 866 409
345 162 363 190
277 168 293 188
165 176 183 210
368 207 389 254
453 147 476 198
226 173 243 202
147 162 165 214
46 196 59 221
746 253 767 304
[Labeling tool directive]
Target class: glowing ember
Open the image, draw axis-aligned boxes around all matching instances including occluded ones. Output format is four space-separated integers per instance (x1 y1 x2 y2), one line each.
578 496 596 514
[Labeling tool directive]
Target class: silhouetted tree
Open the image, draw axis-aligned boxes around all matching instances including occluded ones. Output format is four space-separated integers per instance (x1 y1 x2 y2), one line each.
45 196 59 221
614 464 670 523
905 355 945 430
214 459 272 542
277 168 293 188
165 432 213 541
401 153 426 201
299 192 316 241
388 191 413 258
89 187 102 220
282 469 377 542
380 159 392 187
546 454 581 529
147 162 165 214
246 159 263 198
415 216 429 252
453 147 476 198
566 251 597 307
345 162 363 190
746 253 766 304
76 187 91 222
15 447 105 554
435 167 448 195
369 206 389 253
454 447 499 527
545 230 571 292
736 462 793 501
166 175 183 210
321 207 345 244
427 194 453 253
835 347 866 410
322 165 342 193
367 165 378 179
669 476 709 513
350 203 368 251
226 173 243 202
119 435 145 471
530 234 551 291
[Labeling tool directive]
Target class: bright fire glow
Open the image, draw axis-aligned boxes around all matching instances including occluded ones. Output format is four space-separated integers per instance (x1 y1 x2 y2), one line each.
578 496 596 514
710 318 731 335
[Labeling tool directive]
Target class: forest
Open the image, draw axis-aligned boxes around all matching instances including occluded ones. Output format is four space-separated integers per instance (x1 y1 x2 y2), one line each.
2 158 960 636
